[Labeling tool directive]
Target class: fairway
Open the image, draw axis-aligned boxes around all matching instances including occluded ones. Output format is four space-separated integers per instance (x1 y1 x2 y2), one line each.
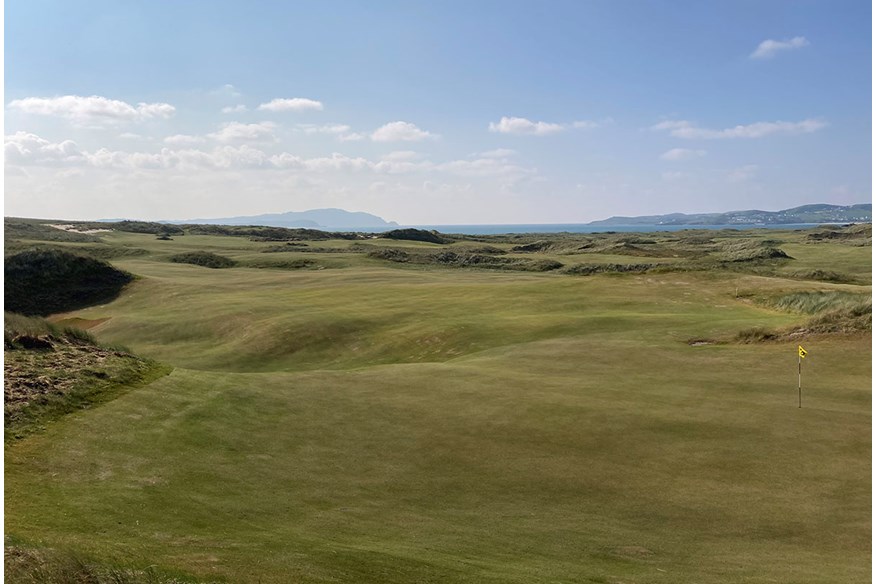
5 227 871 583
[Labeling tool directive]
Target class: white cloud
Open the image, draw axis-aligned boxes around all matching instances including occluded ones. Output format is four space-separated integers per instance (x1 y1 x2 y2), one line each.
211 84 242 98
7 95 175 126
727 164 758 182
371 121 437 142
489 117 564 135
208 121 277 143
5 132 533 182
488 116 606 135
750 36 810 59
651 120 691 132
651 118 826 139
381 150 422 161
4 132 85 165
476 148 517 158
222 104 248 114
119 133 142 140
571 120 603 129
269 152 372 172
373 158 434 174
296 123 351 135
339 132 365 142
164 134 206 145
257 98 324 112
660 148 706 161
435 157 535 178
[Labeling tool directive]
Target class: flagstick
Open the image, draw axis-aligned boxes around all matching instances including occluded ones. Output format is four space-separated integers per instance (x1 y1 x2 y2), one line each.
798 353 802 408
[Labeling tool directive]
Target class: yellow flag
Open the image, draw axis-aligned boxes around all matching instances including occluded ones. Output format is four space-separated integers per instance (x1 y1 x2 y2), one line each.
798 345 808 359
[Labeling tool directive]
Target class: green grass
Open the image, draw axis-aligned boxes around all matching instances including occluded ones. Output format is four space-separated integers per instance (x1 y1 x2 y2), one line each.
5 249 134 316
765 290 871 315
5 540 210 584
167 251 236 269
4 312 172 441
4 226 871 583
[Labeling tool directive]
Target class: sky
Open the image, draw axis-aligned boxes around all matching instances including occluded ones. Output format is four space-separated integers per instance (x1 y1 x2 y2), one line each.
4 0 872 225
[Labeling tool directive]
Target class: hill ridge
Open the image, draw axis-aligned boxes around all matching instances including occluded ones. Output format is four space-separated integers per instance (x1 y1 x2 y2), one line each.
590 203 871 226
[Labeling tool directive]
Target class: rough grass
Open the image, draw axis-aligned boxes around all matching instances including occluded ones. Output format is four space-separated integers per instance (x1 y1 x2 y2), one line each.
733 291 873 339
4 313 171 441
4 218 102 243
167 251 235 269
5 249 134 316
368 248 562 272
5 543 210 584
716 239 792 262
766 290 871 314
381 228 449 244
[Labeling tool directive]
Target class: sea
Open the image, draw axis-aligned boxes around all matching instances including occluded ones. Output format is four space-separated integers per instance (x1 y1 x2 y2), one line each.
338 223 832 236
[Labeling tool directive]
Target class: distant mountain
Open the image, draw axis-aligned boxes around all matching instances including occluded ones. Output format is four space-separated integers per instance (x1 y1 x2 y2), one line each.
589 204 872 226
170 208 399 229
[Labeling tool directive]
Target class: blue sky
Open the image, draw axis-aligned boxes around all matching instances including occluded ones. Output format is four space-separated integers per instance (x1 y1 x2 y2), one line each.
5 1 872 224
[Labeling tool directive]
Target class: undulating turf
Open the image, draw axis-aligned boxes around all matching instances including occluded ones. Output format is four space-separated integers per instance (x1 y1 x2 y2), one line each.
5 224 871 583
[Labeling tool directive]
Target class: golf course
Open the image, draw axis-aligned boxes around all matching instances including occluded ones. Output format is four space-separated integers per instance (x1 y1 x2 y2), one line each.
4 219 871 583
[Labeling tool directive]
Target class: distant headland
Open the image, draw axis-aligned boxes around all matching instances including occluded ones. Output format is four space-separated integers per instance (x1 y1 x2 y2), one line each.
588 203 871 226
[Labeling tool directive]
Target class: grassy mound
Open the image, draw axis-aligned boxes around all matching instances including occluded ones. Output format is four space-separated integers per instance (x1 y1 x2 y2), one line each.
736 291 872 342
717 240 792 262
381 228 449 244
168 251 236 269
369 248 562 271
4 218 103 243
562 262 659 276
766 290 871 314
5 249 134 316
106 220 184 236
789 269 861 284
4 313 171 441
183 224 361 241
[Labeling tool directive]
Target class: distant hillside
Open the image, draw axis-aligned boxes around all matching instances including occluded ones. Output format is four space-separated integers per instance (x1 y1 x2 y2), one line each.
169 208 399 229
590 203 871 226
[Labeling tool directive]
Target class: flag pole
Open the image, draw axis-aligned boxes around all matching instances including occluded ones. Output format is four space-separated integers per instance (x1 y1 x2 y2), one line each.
798 352 802 408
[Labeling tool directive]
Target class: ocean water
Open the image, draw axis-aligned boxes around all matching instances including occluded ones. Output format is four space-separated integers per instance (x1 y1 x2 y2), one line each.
348 223 829 235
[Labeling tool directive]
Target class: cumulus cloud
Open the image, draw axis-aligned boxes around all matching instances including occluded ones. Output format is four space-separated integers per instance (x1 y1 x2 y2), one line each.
7 95 176 126
296 123 351 135
750 36 809 59
338 132 365 142
222 104 248 114
651 118 826 139
5 132 533 181
660 148 706 161
164 134 206 145
435 157 534 177
489 117 564 135
371 121 436 142
4 132 84 165
381 150 422 161
208 121 277 143
488 116 606 135
571 120 605 129
476 148 517 158
257 98 324 112
269 152 373 172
